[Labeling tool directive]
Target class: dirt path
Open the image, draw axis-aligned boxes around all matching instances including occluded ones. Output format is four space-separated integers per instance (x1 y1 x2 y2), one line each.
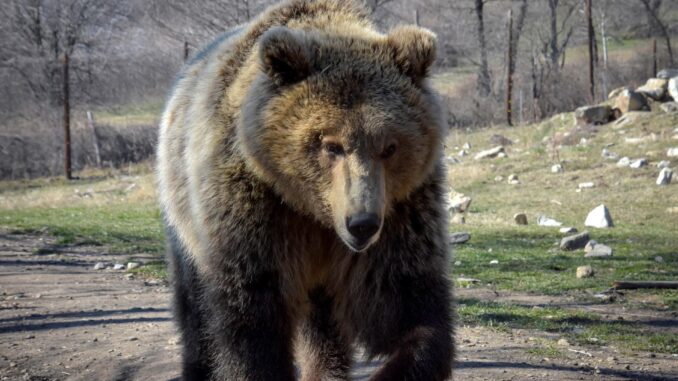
1 231 676 381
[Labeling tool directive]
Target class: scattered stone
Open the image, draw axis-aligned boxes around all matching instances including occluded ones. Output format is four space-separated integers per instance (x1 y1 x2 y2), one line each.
126 262 141 270
629 158 648 169
660 102 678 113
167 337 180 346
489 134 514 146
575 105 612 126
669 77 678 101
497 152 507 159
125 273 135 280
585 244 613 258
514 213 528 225
601 148 618 160
576 265 594 278
560 227 578 234
494 175 504 182
474 146 505 160
451 214 466 224
657 168 673 185
584 240 598 253
507 174 520 185
489 260 499 265
667 148 678 157
113 263 126 271
560 231 590 251
617 157 631 167
93 262 106 270
655 256 664 263
614 90 647 113
636 78 668 100
454 260 462 266
463 142 472 150
557 338 570 347
458 149 468 157
594 292 617 303
448 192 472 213
129 337 139 342
578 182 595 189
585 204 614 228
446 155 460 165
538 215 563 227
657 160 671 169
449 232 471 245
551 164 564 173
657 68 678 79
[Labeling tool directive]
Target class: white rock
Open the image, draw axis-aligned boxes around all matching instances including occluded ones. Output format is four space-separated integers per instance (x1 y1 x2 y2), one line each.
463 142 472 150
497 152 507 158
636 78 668 100
657 160 671 169
585 244 613 257
585 204 614 228
617 157 631 167
494 175 504 182
551 164 564 173
667 148 678 157
113 263 126 271
537 215 563 227
669 77 678 101
655 256 664 263
489 260 499 265
474 146 505 160
629 158 648 169
601 148 619 160
127 262 141 270
578 182 595 189
458 149 468 157
560 227 578 234
93 262 106 270
448 192 472 213
584 240 598 253
454 260 462 266
657 168 673 185
557 338 571 347
576 265 594 278
507 174 520 185
449 232 471 245
446 156 460 165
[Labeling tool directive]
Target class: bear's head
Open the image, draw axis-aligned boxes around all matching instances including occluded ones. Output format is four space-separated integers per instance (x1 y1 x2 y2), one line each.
239 25 445 252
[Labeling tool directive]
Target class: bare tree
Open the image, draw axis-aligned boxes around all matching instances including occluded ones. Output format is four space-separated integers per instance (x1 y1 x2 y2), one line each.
638 0 674 65
474 0 492 97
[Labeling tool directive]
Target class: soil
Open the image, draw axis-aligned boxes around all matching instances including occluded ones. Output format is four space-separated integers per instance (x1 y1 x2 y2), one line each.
1 231 676 381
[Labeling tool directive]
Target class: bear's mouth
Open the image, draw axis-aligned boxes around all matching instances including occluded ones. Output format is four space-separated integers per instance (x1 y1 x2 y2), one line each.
336 223 382 253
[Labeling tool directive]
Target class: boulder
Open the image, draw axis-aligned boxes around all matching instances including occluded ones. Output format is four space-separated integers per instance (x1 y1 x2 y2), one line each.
657 168 673 185
474 146 505 160
657 68 678 79
608 86 631 100
560 231 590 251
127 262 141 270
660 102 678 113
669 77 678 102
657 160 671 169
635 78 668 100
614 90 647 113
574 105 612 126
576 265 594 278
449 232 471 245
585 204 614 228
514 213 528 225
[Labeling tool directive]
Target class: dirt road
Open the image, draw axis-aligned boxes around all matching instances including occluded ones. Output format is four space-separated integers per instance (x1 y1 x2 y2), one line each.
1 231 676 381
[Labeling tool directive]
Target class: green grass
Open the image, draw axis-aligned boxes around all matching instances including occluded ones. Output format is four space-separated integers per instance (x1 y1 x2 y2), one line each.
459 298 678 354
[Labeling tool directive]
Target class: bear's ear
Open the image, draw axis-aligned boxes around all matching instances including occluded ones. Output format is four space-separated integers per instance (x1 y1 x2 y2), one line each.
259 27 312 86
386 26 437 83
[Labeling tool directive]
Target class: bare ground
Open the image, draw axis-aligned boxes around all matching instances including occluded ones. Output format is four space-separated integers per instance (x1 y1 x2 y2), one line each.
1 231 676 381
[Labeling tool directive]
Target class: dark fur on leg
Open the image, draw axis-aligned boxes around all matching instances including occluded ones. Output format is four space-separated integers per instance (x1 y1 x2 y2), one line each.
299 288 351 381
166 224 212 380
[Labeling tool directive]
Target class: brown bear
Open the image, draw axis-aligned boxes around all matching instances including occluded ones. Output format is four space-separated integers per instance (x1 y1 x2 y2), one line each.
156 0 453 380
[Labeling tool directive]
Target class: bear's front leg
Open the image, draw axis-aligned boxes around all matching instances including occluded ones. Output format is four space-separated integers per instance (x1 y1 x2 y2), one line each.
368 272 454 381
202 267 297 381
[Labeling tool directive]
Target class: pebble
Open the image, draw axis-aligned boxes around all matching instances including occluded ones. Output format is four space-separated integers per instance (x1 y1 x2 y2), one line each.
126 262 141 270
494 175 504 182
578 182 595 189
93 262 106 270
617 157 631 167
489 260 499 265
538 215 563 227
667 148 678 157
112 263 126 271
454 261 462 266
657 160 671 169
514 213 528 225
585 244 613 257
448 192 472 213
576 265 594 278
629 158 648 169
507 174 520 185
463 142 471 150
557 338 570 347
551 164 564 173
449 232 471 245
655 256 664 263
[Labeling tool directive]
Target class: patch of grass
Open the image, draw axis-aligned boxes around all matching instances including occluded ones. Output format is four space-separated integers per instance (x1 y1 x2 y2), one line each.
458 298 678 354
129 260 167 280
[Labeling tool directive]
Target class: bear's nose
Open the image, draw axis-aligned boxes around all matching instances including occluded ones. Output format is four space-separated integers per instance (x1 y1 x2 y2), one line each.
346 213 380 243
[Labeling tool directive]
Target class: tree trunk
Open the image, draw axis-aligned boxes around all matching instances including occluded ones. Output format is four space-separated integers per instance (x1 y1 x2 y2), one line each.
62 52 72 180
548 0 559 67
474 0 491 97
506 9 514 126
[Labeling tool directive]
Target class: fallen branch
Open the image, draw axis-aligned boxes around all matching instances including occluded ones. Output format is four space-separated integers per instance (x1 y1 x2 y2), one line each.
612 281 678 290
568 348 593 357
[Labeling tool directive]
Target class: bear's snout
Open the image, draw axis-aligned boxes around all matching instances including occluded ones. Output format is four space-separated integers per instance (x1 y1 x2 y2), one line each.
346 213 380 246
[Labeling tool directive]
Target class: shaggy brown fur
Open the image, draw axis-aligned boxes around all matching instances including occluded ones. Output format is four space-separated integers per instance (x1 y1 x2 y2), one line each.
156 1 453 379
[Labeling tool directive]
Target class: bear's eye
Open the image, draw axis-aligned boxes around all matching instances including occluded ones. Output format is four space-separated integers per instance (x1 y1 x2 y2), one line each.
323 142 345 156
381 143 397 159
